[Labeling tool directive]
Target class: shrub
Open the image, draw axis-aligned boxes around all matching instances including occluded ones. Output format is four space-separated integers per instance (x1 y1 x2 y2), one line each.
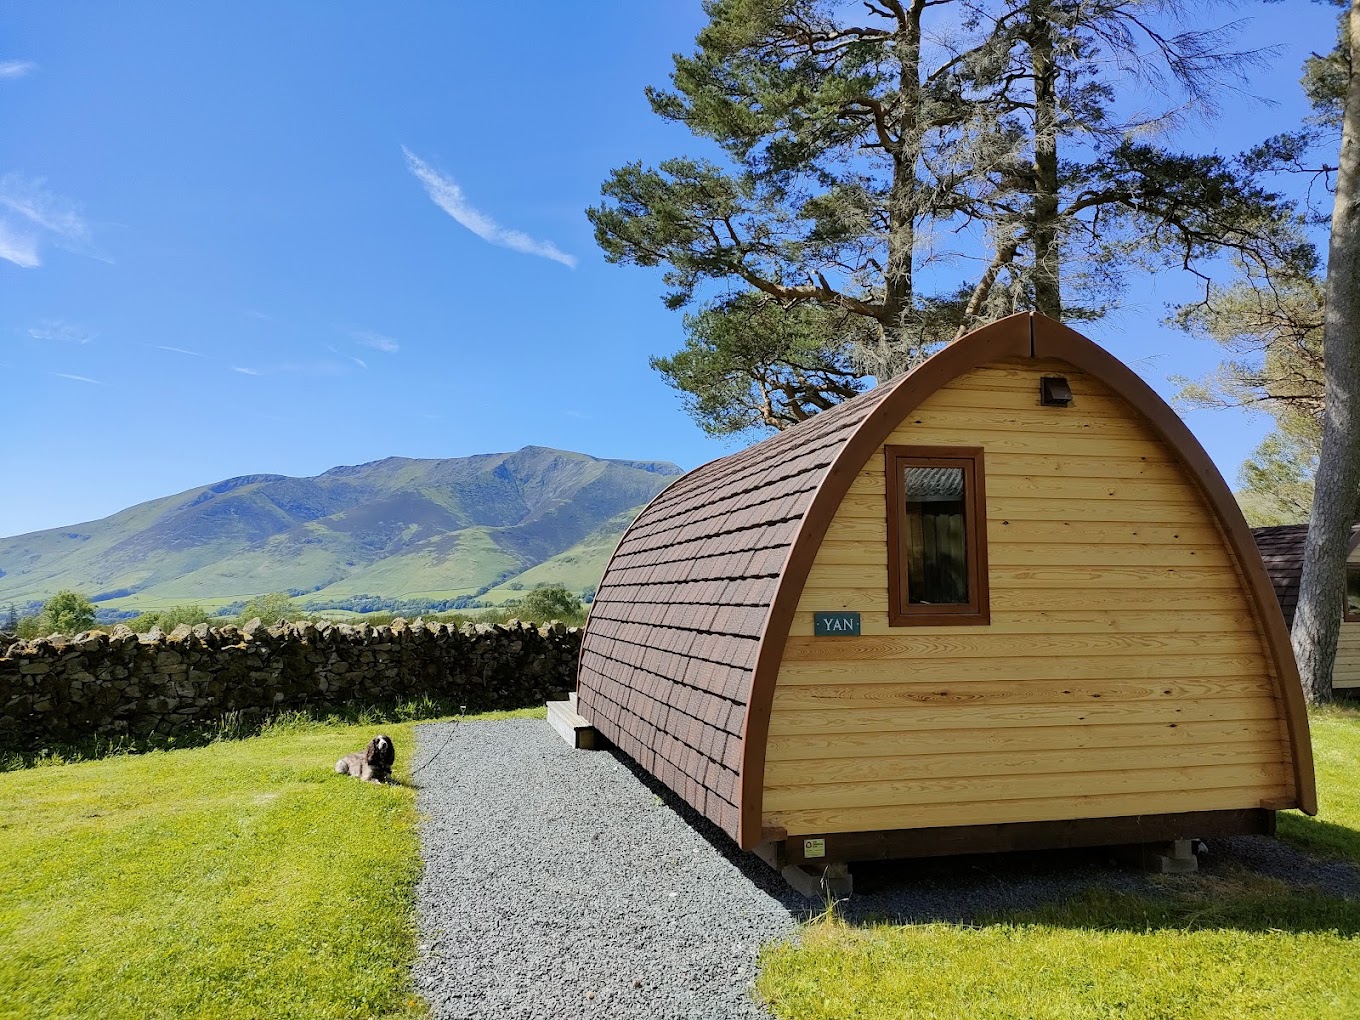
41 591 96 635
517 584 584 624
236 592 301 627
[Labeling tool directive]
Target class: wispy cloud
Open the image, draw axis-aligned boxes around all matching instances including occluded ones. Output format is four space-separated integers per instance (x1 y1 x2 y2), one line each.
232 360 351 378
0 61 35 80
152 344 207 358
563 410 592 420
327 344 367 369
51 372 103 385
0 222 39 267
402 146 576 268
0 174 99 266
28 320 95 344
352 329 399 354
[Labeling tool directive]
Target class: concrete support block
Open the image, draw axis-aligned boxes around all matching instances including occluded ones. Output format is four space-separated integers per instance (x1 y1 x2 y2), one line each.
1155 838 1199 875
781 862 854 901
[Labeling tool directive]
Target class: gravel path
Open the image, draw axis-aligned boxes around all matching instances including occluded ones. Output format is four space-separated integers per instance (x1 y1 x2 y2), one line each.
412 718 1360 1019
412 719 801 1019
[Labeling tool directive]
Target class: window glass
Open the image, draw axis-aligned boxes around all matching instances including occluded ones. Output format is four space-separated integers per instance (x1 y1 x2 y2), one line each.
903 466 969 605
1347 565 1360 620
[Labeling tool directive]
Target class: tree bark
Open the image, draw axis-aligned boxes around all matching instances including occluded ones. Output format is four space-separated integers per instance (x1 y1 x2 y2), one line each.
1029 0 1061 320
879 1 923 371
1291 0 1360 705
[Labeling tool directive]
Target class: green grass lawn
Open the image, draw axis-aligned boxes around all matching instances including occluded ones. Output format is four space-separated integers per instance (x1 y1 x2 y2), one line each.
0 708 541 1020
757 703 1360 1020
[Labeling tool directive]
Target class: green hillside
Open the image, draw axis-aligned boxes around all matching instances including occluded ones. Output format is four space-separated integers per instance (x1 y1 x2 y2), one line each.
0 447 681 614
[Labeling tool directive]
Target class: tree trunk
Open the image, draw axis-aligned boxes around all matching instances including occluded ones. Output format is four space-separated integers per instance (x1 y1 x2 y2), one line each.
879 3 922 372
1029 1 1061 320
1291 0 1360 705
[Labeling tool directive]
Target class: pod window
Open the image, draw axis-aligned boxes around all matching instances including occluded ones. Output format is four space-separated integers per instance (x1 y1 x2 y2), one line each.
1346 563 1360 623
885 446 990 626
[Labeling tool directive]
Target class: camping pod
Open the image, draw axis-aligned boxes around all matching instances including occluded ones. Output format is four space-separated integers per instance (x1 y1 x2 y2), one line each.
1256 522 1360 692
577 313 1315 866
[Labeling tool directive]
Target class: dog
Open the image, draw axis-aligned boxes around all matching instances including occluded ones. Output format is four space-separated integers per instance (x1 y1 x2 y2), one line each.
335 734 396 783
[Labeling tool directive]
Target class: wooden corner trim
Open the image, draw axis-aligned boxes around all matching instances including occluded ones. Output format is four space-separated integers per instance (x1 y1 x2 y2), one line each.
1031 314 1318 816
735 312 1035 848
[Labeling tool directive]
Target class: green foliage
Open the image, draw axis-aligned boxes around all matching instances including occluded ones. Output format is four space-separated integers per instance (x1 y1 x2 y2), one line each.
652 294 866 435
759 706 1360 1020
14 615 46 640
124 604 214 634
1236 432 1320 526
42 591 95 635
235 592 300 627
515 584 584 624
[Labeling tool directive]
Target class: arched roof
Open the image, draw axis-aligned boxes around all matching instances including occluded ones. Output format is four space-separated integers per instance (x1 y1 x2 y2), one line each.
578 313 1315 849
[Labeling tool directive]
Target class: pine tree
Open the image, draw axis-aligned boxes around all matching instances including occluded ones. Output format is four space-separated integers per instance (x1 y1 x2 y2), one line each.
592 0 1310 436
4 604 17 634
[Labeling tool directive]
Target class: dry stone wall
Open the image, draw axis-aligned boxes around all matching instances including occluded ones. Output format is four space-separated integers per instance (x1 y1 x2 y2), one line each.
0 617 581 749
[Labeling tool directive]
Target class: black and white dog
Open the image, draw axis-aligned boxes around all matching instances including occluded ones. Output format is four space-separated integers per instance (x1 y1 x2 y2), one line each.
335 734 396 783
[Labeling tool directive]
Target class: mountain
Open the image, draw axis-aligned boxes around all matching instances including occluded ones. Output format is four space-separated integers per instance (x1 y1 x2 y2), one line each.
0 447 683 613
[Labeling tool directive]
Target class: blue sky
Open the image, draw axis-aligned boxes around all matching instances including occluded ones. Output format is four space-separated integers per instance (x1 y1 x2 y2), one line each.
0 1 1341 538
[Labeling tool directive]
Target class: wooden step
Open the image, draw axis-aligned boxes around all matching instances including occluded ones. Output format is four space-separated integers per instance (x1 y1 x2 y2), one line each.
547 697 597 750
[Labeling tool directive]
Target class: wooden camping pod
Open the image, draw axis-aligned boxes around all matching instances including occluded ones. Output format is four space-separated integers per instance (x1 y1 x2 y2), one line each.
577 313 1315 862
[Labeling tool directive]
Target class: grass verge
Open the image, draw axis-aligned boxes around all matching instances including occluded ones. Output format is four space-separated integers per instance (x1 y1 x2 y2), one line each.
758 704 1360 1020
0 705 543 1020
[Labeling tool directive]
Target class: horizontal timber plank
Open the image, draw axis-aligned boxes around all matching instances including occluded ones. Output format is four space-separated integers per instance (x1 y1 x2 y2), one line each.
846 472 1196 503
835 492 1204 521
856 453 1187 483
896 407 1163 436
924 386 1135 417
787 609 1258 638
762 718 1286 761
811 519 1226 547
782 631 1259 661
766 784 1290 835
769 677 1275 712
775 653 1268 685
763 761 1285 813
764 697 1280 736
804 562 1242 590
764 742 1282 789
796 586 1256 614
863 430 1172 460
813 541 1232 569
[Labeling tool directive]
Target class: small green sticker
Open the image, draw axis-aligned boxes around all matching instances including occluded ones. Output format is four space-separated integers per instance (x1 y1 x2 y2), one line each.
814 611 861 636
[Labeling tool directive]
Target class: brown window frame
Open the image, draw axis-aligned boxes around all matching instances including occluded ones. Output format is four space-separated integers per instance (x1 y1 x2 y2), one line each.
885 445 991 627
1345 562 1360 623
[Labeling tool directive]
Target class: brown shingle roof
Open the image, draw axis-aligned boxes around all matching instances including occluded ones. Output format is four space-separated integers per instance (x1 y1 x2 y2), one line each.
1252 523 1360 627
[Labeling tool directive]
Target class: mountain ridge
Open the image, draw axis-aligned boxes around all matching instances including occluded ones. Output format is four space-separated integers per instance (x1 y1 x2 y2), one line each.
0 447 683 613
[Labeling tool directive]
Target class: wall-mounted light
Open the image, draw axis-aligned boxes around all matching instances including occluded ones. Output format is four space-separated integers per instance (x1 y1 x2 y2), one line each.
1040 375 1073 407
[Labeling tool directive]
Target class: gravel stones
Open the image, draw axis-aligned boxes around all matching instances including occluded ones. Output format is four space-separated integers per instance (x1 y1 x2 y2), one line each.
412 719 800 1019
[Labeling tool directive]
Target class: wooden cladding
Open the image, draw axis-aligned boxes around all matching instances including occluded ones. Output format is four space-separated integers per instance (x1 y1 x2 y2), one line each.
885 446 990 626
